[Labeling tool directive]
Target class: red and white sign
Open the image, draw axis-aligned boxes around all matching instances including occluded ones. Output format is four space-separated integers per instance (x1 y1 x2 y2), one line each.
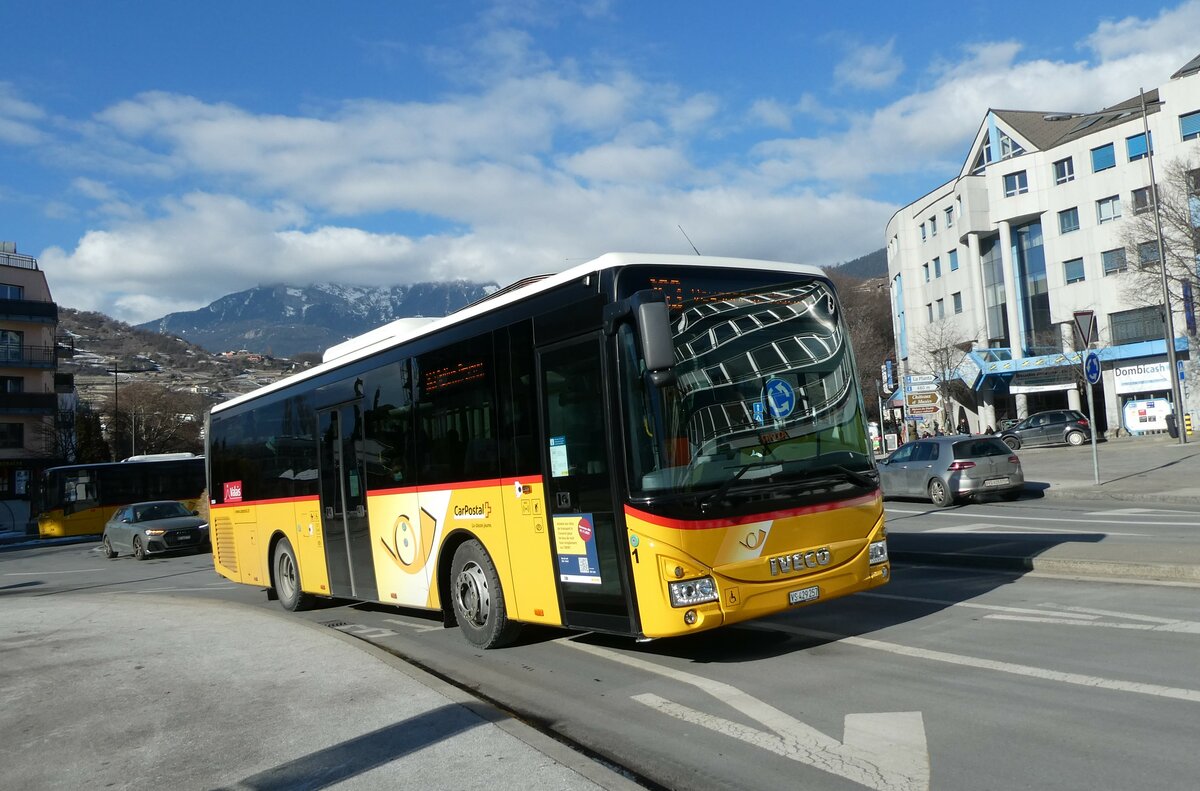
223 481 243 503
577 517 593 542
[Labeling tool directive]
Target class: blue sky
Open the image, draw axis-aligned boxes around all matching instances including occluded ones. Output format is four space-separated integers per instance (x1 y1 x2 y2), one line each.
2 0 1199 323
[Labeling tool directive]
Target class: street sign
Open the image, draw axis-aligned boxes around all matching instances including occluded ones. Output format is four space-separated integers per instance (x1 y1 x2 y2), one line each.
908 405 942 415
905 374 939 385
1073 310 1096 348
908 383 939 393
905 392 941 406
1085 351 1101 385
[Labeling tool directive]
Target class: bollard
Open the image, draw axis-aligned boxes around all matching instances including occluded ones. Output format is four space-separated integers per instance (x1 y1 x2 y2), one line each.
1187 413 1194 436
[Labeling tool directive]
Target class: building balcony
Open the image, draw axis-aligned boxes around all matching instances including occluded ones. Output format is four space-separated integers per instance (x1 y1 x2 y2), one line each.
0 298 57 324
0 251 39 271
0 345 58 369
0 392 58 415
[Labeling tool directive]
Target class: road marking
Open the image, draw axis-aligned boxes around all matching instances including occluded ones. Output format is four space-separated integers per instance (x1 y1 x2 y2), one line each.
5 569 106 575
565 640 929 791
332 623 398 640
887 507 1200 528
382 617 441 633
762 623 1200 704
1097 507 1200 516
984 614 1200 633
862 592 1100 619
921 523 1141 536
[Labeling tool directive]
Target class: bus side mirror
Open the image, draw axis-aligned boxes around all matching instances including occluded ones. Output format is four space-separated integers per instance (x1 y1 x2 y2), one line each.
636 300 675 387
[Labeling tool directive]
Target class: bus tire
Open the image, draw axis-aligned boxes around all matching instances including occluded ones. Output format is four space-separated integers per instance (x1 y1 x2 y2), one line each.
273 538 314 612
132 536 147 560
102 535 117 559
450 539 521 649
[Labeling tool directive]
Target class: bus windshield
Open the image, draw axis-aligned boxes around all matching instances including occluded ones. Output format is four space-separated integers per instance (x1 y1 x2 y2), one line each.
616 271 875 510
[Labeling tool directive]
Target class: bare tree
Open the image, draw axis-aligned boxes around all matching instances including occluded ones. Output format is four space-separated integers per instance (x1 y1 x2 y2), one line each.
1121 155 1200 311
908 317 980 432
108 382 207 458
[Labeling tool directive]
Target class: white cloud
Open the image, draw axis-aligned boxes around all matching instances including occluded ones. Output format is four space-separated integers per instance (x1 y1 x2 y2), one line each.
833 38 904 91
1085 0 1200 61
749 99 792 131
0 82 46 145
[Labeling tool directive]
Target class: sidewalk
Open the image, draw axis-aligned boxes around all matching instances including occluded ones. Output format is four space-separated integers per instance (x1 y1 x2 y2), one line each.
0 593 641 791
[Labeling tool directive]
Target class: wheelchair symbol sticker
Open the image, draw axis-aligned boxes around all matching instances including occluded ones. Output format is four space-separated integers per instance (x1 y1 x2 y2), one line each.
763 378 796 419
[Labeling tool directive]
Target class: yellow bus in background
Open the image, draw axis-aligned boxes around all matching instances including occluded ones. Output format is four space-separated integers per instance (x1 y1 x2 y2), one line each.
205 254 889 648
36 454 206 538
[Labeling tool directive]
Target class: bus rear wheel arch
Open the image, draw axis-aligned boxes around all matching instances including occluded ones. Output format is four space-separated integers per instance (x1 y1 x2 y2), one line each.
272 537 315 612
449 539 521 649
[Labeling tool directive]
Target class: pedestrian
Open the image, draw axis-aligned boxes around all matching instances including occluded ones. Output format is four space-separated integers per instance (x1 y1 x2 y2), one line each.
957 416 970 435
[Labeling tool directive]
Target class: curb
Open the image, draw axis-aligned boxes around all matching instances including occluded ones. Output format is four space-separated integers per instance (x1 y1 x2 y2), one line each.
891 550 1200 583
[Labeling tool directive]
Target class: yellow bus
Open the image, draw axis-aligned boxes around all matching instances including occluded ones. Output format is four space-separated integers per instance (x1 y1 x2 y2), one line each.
36 454 206 538
206 254 889 647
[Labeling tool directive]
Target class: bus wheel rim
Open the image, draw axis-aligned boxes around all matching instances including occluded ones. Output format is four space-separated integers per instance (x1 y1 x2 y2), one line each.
456 561 490 627
278 553 296 599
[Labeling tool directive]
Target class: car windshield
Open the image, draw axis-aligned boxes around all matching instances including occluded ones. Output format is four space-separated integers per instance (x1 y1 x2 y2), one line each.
953 438 1012 458
132 502 190 522
616 269 874 511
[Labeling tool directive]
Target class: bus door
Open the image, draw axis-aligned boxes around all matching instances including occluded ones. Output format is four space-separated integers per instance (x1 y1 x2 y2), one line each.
317 404 378 601
537 336 636 634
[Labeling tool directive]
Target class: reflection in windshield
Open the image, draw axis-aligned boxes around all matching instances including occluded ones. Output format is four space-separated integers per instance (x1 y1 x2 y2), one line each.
619 277 874 504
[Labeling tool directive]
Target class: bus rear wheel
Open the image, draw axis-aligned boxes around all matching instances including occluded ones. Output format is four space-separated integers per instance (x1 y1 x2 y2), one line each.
273 538 314 612
450 539 521 649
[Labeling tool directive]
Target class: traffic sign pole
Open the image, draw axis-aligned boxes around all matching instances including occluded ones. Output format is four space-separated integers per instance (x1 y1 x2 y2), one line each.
1086 379 1099 485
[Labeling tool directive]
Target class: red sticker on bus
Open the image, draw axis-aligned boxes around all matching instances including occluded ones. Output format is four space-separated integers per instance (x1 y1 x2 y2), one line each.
578 517 593 542
224 481 243 503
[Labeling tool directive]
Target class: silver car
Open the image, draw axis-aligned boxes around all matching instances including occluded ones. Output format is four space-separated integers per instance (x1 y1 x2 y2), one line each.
879 436 1024 507
101 500 210 560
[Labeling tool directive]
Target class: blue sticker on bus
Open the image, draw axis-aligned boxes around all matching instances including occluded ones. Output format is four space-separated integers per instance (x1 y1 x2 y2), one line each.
763 377 796 419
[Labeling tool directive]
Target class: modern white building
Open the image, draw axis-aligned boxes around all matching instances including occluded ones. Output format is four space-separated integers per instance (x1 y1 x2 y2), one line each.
885 53 1200 438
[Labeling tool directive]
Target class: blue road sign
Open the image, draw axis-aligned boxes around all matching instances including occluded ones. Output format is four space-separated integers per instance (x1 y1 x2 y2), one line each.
764 377 796 419
1085 351 1101 385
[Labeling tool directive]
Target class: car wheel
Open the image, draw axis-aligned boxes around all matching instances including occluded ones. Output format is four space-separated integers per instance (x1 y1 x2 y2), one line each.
1066 431 1085 446
101 535 117 559
928 477 956 508
132 536 147 561
273 538 315 612
450 539 522 649
1002 436 1021 451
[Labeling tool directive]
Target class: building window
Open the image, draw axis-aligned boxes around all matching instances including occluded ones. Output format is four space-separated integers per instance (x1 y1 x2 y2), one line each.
1126 132 1152 161
0 376 23 393
0 284 24 300
1003 170 1028 197
1180 110 1200 141
949 249 959 271
1109 305 1163 345
0 329 23 363
926 303 933 322
1097 195 1121 224
0 423 22 450
920 222 926 241
923 263 930 282
1102 248 1127 275
1091 143 1116 172
952 292 963 314
1132 186 1154 214
945 207 954 229
933 256 941 278
1058 207 1080 234
1138 240 1160 265
1063 258 1086 284
936 299 945 319
930 216 937 236
1053 157 1075 184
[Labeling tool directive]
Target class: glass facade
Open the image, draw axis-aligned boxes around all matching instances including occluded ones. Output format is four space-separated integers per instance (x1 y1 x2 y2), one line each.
1013 221 1052 355
980 235 1008 346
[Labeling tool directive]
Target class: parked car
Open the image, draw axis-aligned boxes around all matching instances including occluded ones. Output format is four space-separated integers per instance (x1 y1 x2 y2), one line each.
879 436 1024 507
996 409 1091 450
101 500 210 560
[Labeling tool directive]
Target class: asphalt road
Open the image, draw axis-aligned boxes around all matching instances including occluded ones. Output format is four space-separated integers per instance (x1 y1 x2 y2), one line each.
4 499 1200 791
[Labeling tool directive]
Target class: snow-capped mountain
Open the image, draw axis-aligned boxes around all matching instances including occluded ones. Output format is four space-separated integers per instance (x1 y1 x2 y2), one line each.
137 281 498 357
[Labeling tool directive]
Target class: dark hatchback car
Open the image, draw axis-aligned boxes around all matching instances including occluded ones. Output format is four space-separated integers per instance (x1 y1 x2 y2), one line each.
101 500 210 560
879 435 1024 507
997 409 1091 450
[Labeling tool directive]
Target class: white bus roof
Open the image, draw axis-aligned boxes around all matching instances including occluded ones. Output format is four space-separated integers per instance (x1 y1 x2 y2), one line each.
211 253 826 415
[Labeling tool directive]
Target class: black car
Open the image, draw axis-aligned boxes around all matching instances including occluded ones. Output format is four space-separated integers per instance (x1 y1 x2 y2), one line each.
997 409 1091 450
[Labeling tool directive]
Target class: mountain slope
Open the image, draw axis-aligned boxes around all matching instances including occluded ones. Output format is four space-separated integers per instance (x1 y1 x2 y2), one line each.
138 280 498 356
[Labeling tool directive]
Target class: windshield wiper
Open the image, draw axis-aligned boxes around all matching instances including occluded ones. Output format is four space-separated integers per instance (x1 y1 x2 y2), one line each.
807 464 878 489
699 461 780 511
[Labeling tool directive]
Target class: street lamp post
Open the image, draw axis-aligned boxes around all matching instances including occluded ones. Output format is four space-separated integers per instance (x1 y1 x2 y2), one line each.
1140 88 1187 445
107 366 151 459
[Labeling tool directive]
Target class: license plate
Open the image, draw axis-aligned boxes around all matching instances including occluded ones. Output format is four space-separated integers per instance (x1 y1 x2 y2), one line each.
175 534 194 541
788 585 820 605
984 477 1010 487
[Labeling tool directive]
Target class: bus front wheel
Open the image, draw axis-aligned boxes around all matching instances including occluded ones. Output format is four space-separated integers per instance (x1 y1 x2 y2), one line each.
450 539 521 649
273 538 314 612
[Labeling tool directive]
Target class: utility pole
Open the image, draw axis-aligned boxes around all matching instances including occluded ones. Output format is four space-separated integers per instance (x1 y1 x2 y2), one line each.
1140 88 1187 445
107 366 151 459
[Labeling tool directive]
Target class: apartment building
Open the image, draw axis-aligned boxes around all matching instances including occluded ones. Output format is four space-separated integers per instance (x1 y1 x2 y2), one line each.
885 53 1200 437
0 242 74 530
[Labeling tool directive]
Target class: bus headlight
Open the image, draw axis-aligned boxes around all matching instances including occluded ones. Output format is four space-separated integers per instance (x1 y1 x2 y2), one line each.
668 576 718 607
869 539 888 565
